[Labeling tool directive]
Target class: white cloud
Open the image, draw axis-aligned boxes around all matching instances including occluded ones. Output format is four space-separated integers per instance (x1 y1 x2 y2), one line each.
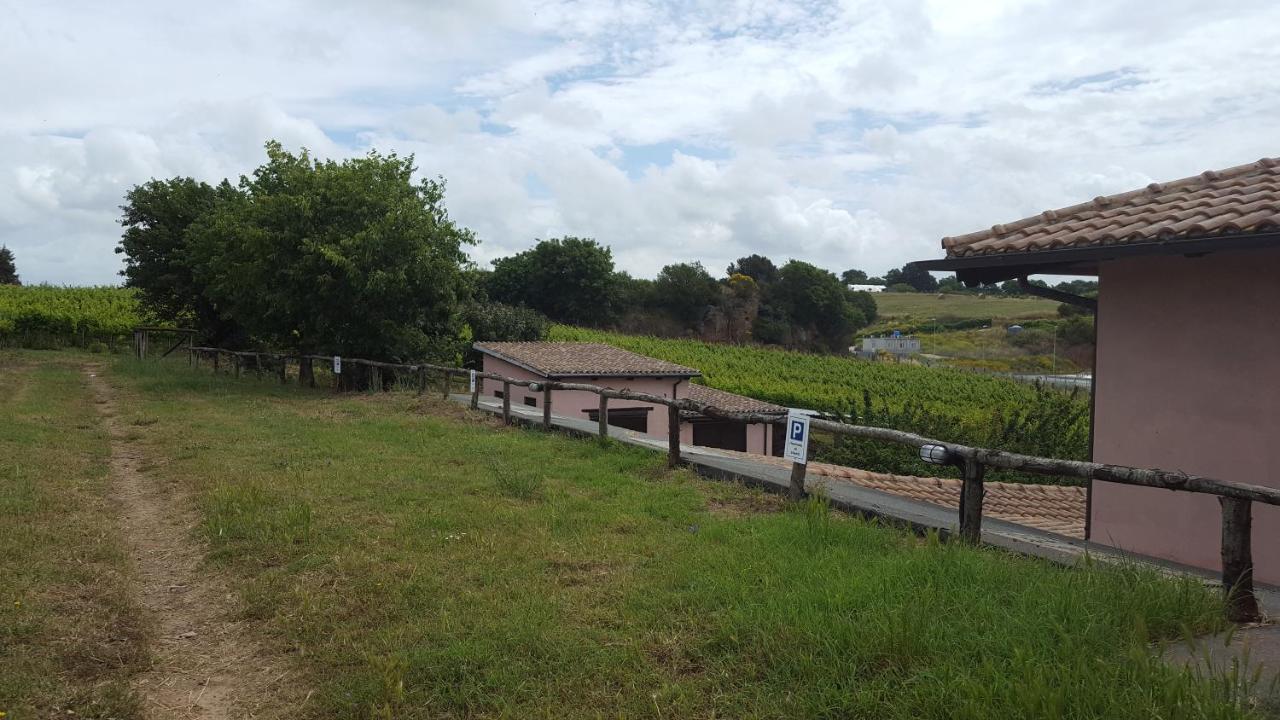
2 0 1279 285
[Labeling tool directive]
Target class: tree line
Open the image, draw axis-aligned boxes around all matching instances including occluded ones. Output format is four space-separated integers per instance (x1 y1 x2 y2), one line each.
110 140 1092 371
114 141 889 367
478 242 879 353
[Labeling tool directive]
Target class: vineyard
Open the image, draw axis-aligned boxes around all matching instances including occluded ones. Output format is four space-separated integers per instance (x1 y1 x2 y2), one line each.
0 285 143 349
550 325 1091 482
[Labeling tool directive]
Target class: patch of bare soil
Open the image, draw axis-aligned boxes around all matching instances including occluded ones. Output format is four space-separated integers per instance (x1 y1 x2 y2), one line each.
705 488 787 517
86 366 303 719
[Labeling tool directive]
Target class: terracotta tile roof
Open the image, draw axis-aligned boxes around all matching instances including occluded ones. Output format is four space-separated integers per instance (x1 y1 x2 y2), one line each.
942 157 1280 258
475 341 700 378
716 450 1086 538
684 383 787 414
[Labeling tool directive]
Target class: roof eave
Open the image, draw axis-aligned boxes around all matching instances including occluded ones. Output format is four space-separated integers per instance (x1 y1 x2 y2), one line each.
915 231 1280 286
473 344 701 379
548 371 701 379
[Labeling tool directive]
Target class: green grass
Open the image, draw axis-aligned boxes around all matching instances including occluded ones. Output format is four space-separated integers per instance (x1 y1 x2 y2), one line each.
872 292 1059 323
0 351 147 718
96 357 1256 719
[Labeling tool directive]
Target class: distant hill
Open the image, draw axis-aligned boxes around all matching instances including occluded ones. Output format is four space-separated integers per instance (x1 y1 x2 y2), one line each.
872 292 1059 324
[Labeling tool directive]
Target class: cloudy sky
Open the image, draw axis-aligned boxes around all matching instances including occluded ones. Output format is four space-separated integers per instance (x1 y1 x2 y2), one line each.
4 0 1278 285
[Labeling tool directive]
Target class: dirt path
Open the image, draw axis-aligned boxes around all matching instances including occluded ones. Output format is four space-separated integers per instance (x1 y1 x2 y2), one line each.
87 367 297 719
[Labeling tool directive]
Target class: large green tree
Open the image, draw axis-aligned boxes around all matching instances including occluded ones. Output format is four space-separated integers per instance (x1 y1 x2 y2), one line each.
726 254 778 285
187 142 474 362
0 246 19 285
486 237 616 325
754 260 873 352
653 262 721 328
882 263 938 293
840 268 869 285
116 178 243 341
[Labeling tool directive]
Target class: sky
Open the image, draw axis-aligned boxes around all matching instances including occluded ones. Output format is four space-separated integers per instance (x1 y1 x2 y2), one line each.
3 0 1279 286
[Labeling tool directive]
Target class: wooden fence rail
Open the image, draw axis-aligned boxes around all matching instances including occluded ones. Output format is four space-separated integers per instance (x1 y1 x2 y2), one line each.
182 344 1273 622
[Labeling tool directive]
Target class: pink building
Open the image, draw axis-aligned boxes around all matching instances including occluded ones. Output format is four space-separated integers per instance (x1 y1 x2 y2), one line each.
918 158 1280 583
474 341 786 455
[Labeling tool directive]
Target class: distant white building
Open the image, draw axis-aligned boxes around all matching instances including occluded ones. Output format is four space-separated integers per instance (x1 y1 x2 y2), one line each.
848 284 885 293
857 334 920 358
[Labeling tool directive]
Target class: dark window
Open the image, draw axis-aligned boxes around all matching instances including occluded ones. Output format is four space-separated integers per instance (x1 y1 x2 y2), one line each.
771 422 785 457
693 420 748 452
524 396 537 407
494 390 504 399
585 407 650 433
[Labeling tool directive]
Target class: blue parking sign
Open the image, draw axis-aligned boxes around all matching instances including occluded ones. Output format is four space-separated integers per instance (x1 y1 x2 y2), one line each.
784 411 810 464
790 419 806 442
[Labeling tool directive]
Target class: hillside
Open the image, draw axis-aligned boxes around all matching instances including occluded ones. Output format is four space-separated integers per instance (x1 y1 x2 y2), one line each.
871 292 1060 324
549 326 1090 481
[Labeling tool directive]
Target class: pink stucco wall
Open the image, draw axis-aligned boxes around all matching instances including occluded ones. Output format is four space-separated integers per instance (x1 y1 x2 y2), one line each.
480 356 770 454
1090 248 1280 583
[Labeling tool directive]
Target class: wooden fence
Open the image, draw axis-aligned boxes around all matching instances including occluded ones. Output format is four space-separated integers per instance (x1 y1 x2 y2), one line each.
182 344 1277 623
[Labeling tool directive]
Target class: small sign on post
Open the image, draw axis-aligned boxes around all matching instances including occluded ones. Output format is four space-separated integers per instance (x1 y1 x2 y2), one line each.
332 355 342 374
784 411 810 464
784 411 810 500
469 369 477 393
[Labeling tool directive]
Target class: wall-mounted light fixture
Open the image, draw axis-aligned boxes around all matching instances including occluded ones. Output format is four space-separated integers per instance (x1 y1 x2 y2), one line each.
919 444 951 465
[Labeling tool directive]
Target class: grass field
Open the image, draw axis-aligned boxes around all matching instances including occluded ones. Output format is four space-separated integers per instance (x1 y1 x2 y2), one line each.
871 292 1060 323
1 353 1256 717
0 353 147 717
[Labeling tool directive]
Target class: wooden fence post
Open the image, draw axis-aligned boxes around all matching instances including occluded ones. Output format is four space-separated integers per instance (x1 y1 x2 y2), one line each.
789 460 807 500
370 365 381 393
255 354 263 379
440 370 450 399
299 357 314 388
278 356 288 384
959 457 986 543
192 348 199 369
598 395 609 440
470 374 480 410
416 366 427 396
542 385 552 430
1220 497 1260 623
187 347 194 368
234 354 241 379
502 382 511 425
213 351 220 374
667 404 681 468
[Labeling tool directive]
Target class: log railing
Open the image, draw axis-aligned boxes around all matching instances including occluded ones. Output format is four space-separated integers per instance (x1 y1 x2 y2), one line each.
184 345 1275 622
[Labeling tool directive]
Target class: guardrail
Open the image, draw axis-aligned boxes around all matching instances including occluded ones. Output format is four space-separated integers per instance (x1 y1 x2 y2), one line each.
183 345 1276 622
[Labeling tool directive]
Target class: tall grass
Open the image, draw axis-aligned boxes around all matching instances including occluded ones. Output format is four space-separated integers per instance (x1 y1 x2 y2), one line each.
98 357 1258 719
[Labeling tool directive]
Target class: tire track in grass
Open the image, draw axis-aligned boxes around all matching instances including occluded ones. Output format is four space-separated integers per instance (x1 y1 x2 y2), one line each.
87 365 300 719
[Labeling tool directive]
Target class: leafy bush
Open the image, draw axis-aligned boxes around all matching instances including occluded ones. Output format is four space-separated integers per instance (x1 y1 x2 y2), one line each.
466 302 549 342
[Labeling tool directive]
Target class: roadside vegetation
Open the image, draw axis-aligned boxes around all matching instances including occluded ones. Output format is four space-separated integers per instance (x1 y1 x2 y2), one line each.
67 356 1254 718
0 285 141 350
0 352 147 717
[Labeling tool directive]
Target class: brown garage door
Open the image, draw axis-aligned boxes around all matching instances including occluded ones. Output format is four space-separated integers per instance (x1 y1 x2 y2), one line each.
692 420 748 452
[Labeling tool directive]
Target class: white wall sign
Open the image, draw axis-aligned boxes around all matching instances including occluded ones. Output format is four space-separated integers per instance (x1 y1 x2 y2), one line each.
784 411 810 464
332 355 341 374
469 369 477 393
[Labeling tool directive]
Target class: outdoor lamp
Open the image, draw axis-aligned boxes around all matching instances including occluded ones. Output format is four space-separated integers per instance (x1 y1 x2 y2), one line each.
919 444 950 465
